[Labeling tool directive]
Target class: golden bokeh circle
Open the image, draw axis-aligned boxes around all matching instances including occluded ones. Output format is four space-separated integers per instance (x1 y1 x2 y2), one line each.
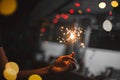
28 74 42 80
5 62 19 74
111 0 119 7
0 0 17 16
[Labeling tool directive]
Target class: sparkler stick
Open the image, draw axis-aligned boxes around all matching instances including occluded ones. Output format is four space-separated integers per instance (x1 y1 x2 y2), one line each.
57 25 85 53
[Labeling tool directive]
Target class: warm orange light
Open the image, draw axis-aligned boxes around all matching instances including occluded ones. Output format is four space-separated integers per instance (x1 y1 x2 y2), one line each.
0 0 17 16
3 69 17 80
70 33 75 40
5 62 19 73
111 0 119 7
28 74 42 80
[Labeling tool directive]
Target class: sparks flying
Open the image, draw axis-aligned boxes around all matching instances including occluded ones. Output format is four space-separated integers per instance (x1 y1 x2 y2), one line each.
57 26 85 44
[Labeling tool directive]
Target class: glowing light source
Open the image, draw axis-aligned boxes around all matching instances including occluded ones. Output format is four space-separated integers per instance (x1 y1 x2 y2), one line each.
0 0 17 16
3 62 19 80
63 14 69 20
5 62 19 73
70 33 75 40
109 11 112 16
3 69 17 80
98 2 106 9
53 18 58 24
69 9 74 14
111 0 119 7
86 8 91 13
78 10 82 14
28 74 42 80
103 20 112 32
57 26 84 44
75 2 80 7
55 14 61 19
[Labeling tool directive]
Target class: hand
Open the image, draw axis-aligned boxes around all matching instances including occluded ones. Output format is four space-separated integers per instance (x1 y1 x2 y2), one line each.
50 52 76 72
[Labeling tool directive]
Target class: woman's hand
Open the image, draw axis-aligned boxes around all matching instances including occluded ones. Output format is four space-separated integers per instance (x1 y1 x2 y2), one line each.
50 52 76 72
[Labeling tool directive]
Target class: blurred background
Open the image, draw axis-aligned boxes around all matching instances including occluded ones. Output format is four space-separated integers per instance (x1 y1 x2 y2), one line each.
0 0 120 80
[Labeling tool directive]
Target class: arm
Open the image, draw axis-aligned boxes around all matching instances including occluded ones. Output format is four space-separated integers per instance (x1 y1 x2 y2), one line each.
17 53 76 80
0 35 76 79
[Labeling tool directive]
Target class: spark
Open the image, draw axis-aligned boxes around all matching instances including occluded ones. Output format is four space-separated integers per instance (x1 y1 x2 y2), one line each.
57 26 85 44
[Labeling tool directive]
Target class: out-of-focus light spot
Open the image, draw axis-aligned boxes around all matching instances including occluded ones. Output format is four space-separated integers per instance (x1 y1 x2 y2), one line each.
63 14 69 20
111 0 119 7
61 13 65 18
75 2 80 7
5 62 19 74
70 33 75 40
3 69 17 80
78 10 82 14
55 14 61 19
40 33 44 36
98 2 106 9
109 11 112 16
40 27 46 33
69 9 74 14
80 43 85 48
86 8 91 13
103 19 112 32
53 18 58 24
0 0 17 16
28 74 42 80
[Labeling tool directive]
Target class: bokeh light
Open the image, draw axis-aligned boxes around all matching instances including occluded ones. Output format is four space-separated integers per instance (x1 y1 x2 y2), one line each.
98 2 106 9
5 62 19 73
53 18 58 24
86 8 91 13
78 10 82 14
3 62 19 80
103 19 112 32
75 2 80 7
69 9 74 14
28 74 42 80
3 69 17 80
0 0 17 16
111 0 119 7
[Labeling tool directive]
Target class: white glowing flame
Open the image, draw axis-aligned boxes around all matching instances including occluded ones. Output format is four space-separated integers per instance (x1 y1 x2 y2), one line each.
70 33 75 40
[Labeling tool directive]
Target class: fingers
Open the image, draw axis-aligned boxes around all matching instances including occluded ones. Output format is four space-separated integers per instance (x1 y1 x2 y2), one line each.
69 52 75 58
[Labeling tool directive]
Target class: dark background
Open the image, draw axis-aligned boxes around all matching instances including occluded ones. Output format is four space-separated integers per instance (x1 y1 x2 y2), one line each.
0 0 120 70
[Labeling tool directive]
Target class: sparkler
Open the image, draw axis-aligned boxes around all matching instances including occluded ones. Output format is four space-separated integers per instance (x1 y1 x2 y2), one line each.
57 25 85 52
